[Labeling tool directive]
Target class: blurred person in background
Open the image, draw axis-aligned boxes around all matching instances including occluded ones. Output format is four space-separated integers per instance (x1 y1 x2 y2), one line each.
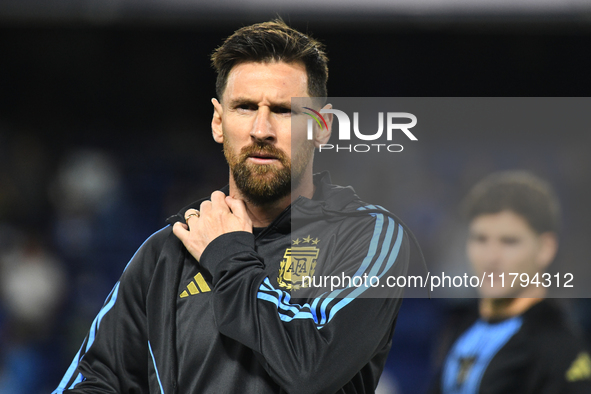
430 170 591 393
0 229 66 394
53 19 412 394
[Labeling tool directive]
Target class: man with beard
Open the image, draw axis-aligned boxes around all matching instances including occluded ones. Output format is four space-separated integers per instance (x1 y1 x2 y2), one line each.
432 171 591 394
53 20 410 394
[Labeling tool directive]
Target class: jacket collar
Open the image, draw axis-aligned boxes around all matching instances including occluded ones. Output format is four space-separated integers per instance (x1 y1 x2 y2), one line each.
166 171 360 232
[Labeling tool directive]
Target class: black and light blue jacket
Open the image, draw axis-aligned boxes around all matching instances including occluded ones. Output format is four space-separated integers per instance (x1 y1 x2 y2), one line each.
53 172 410 394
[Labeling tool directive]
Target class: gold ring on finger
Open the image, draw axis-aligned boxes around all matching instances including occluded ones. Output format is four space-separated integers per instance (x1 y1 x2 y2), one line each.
185 211 200 221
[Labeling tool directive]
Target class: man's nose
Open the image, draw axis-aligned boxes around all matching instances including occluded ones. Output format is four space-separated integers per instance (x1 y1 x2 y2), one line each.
483 243 503 268
250 108 276 142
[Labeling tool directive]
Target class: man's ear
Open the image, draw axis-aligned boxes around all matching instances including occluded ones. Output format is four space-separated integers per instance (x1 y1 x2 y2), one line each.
211 98 224 144
537 232 558 271
313 103 333 147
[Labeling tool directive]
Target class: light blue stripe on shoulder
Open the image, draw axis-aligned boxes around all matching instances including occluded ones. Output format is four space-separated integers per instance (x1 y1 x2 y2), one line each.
148 341 165 394
319 215 398 325
325 223 403 323
52 341 84 393
122 226 170 273
68 373 84 389
52 282 121 393
86 282 120 352
52 226 169 392
376 221 402 277
351 211 384 278
315 207 388 324
366 217 395 278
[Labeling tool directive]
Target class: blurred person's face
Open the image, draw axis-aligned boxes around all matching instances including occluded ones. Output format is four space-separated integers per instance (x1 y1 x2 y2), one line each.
467 210 557 298
211 61 319 206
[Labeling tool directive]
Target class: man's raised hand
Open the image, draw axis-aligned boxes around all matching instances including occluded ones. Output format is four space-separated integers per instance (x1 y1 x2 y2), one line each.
173 191 252 261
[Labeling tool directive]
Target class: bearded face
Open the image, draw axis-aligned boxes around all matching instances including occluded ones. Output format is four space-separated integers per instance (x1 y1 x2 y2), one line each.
211 62 319 206
223 137 314 206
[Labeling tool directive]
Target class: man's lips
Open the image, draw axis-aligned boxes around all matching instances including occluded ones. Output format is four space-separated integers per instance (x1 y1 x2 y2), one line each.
246 153 280 163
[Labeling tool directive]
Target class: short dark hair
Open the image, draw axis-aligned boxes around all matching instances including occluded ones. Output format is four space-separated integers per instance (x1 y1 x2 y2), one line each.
463 170 561 234
211 19 328 100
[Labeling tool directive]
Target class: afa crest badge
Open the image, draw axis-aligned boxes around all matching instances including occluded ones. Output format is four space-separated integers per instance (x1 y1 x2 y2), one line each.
277 235 320 290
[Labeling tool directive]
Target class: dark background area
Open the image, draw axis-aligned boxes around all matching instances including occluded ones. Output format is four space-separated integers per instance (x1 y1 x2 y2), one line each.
1 15 590 394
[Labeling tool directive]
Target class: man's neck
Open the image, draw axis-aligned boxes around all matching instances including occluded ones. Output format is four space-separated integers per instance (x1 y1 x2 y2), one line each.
228 174 316 228
479 297 543 321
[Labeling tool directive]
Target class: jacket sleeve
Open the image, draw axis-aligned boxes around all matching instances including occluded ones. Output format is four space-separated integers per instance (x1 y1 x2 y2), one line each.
199 214 410 394
52 228 169 394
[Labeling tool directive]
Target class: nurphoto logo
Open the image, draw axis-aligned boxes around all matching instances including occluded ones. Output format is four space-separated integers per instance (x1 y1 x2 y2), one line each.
304 107 418 153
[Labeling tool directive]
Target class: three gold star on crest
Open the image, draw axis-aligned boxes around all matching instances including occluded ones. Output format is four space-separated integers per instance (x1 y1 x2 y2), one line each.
293 235 320 245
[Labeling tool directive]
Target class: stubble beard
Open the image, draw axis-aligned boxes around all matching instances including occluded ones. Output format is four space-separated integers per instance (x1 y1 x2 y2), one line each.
224 139 314 207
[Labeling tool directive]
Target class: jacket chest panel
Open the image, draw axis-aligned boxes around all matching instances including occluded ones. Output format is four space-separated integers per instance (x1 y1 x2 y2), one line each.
176 264 215 338
261 227 332 292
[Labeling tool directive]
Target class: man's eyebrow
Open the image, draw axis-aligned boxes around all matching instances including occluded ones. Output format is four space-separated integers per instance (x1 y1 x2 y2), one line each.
228 98 257 107
228 98 292 109
270 100 292 108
